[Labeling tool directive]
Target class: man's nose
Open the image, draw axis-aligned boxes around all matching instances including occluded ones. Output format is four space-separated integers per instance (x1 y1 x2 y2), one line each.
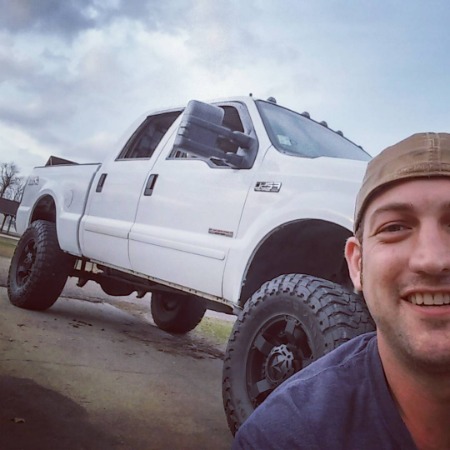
408 223 450 275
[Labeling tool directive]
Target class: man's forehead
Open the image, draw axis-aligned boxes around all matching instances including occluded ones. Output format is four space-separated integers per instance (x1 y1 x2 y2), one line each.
365 177 450 218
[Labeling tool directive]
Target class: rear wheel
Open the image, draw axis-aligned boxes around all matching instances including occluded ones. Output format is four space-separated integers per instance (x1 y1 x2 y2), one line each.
222 273 375 435
8 220 75 310
150 292 207 334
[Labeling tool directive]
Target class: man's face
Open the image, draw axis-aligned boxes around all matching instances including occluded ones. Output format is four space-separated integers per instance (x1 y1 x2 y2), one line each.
345 178 450 373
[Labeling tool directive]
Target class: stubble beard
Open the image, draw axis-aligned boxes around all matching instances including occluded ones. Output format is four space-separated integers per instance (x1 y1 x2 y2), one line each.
359 251 450 376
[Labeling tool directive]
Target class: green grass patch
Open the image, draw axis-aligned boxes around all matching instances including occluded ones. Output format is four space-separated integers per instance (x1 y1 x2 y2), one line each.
0 236 17 258
195 316 234 346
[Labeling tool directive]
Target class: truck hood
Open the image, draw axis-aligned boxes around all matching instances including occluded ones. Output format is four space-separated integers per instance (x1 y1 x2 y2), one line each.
308 155 368 183
262 149 369 185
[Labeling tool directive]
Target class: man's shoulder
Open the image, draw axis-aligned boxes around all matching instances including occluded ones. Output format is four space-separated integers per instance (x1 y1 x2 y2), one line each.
261 331 378 414
294 331 377 384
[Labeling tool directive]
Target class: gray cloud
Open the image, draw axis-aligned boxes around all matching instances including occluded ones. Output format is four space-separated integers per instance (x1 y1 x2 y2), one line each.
0 0 96 38
0 50 36 83
0 0 187 40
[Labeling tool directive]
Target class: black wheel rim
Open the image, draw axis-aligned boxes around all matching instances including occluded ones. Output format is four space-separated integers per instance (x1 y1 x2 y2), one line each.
16 239 37 287
246 315 313 407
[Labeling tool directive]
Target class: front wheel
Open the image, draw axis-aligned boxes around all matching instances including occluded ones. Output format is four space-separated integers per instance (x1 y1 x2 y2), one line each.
8 220 75 310
150 292 207 334
222 273 375 435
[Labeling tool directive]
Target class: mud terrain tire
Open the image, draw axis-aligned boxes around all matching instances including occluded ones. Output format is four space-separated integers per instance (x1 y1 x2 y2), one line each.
151 292 207 334
8 220 74 310
222 273 375 435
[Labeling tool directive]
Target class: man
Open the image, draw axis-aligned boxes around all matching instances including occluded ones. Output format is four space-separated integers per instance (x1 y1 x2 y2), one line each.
233 132 450 450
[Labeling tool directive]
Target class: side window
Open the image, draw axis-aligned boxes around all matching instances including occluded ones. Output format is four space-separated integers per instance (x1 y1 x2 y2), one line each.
169 105 245 159
117 111 181 160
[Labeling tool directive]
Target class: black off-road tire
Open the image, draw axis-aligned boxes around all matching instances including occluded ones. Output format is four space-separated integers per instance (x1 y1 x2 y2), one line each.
151 292 207 334
222 273 375 435
8 220 75 311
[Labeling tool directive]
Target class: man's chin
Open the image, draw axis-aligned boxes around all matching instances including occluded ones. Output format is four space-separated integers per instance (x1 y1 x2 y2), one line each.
378 326 450 374
398 339 450 375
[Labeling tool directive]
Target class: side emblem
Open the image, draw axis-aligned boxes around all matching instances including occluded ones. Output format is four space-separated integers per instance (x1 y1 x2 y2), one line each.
28 176 39 186
209 228 234 238
254 181 282 193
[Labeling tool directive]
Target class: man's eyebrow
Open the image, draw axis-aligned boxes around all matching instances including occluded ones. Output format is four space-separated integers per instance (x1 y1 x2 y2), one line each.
370 202 414 218
370 201 450 220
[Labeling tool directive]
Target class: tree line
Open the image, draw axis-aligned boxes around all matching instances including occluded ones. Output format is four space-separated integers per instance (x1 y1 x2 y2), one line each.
0 162 25 202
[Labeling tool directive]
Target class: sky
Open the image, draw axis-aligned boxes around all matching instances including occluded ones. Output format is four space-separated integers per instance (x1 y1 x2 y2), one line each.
0 0 449 178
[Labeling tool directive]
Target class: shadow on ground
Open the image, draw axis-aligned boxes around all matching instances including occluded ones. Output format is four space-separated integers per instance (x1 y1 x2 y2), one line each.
0 375 120 450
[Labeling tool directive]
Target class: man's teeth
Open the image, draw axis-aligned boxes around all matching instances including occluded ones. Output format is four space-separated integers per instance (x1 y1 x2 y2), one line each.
409 293 450 305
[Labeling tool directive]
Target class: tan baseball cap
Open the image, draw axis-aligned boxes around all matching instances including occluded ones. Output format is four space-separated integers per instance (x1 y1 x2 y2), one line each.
354 132 450 232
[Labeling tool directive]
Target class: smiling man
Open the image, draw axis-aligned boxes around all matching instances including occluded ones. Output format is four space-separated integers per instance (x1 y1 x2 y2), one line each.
233 133 450 450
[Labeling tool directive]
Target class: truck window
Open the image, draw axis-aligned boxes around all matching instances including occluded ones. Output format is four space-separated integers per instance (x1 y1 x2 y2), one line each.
169 105 245 160
117 111 181 160
256 100 371 161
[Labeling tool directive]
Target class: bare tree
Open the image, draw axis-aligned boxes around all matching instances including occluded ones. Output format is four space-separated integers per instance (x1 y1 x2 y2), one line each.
0 162 20 198
12 178 26 202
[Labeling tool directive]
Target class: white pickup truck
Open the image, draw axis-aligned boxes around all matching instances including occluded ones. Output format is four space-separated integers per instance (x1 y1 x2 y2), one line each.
9 96 375 433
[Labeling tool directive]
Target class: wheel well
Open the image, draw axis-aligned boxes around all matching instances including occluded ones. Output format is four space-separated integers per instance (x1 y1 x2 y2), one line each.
31 195 56 223
239 219 353 307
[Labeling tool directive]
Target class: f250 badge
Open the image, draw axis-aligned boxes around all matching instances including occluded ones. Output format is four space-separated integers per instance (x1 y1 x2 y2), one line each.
28 176 39 186
254 181 282 193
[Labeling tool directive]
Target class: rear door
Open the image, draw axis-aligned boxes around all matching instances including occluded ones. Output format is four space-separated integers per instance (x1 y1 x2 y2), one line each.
79 110 181 269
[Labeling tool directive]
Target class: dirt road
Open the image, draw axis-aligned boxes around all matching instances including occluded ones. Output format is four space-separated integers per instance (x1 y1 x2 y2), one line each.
0 255 233 449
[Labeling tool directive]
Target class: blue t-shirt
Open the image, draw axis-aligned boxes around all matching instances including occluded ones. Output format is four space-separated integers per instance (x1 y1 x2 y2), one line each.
233 332 417 450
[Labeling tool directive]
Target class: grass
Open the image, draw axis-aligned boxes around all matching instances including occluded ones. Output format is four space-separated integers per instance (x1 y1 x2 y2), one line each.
195 316 234 346
0 236 17 258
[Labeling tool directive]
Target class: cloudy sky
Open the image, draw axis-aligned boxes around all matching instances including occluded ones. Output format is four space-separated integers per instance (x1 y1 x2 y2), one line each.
1 0 449 178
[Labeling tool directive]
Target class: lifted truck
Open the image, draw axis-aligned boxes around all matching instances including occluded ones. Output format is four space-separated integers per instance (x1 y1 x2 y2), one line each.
9 96 375 434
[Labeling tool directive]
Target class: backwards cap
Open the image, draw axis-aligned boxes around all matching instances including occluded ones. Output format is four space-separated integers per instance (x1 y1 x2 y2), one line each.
354 132 450 232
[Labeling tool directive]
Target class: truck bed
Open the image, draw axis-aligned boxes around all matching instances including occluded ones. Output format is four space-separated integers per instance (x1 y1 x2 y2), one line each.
17 163 101 256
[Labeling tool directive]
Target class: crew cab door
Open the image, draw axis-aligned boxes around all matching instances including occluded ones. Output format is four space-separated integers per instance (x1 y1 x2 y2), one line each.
79 110 181 268
129 102 258 297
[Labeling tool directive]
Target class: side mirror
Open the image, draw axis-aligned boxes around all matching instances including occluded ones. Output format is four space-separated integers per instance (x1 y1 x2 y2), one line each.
173 100 256 168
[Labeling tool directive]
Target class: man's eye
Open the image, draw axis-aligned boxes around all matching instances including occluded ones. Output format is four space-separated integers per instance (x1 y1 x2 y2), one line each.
378 223 407 233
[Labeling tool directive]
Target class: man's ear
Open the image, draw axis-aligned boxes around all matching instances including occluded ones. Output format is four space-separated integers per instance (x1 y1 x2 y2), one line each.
345 236 362 291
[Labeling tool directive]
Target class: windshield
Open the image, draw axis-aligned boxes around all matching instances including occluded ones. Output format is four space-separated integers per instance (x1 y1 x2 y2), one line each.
256 100 371 161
